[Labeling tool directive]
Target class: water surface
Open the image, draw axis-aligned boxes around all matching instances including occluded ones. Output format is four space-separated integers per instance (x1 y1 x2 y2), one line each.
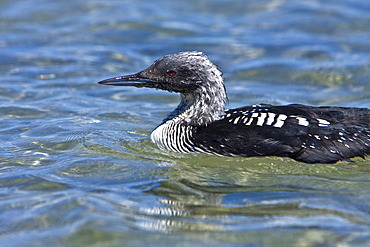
1 0 370 246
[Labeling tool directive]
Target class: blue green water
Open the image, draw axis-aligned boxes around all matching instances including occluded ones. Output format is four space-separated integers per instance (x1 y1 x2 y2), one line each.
1 0 370 246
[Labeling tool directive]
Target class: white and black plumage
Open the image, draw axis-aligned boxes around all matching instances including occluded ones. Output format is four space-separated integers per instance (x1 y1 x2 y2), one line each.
98 51 370 163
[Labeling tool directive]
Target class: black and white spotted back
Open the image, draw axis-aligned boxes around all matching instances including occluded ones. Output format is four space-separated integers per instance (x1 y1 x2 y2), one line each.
193 104 370 163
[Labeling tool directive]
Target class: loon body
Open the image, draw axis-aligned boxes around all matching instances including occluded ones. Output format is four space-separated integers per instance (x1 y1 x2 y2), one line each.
98 51 370 163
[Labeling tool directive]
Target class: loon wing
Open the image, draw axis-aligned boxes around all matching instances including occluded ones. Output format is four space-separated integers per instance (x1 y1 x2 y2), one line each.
193 104 370 163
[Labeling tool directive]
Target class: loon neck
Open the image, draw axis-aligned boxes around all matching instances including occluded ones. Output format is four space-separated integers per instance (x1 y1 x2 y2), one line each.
165 81 227 127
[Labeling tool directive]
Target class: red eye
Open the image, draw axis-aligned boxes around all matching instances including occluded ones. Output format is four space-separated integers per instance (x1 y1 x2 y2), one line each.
167 70 176 76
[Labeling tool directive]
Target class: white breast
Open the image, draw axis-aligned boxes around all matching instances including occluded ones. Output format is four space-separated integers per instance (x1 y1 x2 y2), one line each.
150 120 195 153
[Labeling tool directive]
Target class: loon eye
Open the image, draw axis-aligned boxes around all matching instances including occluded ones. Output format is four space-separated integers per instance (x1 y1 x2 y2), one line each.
167 70 176 76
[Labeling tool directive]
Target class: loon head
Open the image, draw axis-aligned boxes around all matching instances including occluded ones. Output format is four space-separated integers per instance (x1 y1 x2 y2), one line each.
98 51 226 95
99 51 227 125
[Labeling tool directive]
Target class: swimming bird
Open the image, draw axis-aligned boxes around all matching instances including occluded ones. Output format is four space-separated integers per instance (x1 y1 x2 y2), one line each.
98 51 370 163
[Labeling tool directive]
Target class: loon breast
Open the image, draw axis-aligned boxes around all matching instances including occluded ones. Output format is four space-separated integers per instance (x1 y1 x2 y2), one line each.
150 119 195 153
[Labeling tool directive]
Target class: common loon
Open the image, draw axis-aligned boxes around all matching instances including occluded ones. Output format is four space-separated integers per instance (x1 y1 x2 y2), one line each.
98 51 370 163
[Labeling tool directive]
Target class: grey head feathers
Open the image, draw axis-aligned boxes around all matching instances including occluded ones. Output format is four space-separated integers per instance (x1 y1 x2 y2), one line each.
99 51 227 126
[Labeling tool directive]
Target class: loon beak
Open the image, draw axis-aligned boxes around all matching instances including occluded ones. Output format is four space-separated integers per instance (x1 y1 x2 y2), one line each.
98 72 155 87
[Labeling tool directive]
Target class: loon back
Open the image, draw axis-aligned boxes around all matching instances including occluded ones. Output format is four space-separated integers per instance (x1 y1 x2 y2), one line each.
98 51 370 164
194 104 370 163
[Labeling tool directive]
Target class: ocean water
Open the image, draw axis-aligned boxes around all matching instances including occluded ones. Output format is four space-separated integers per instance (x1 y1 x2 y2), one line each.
1 0 370 246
